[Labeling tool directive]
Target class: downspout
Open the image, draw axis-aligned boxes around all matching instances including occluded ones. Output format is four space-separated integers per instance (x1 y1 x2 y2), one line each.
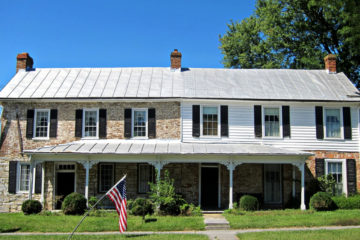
16 109 24 156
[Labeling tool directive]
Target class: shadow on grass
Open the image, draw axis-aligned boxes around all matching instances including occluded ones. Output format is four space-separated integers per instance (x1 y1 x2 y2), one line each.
0 228 21 233
333 218 360 226
145 218 157 223
125 235 149 238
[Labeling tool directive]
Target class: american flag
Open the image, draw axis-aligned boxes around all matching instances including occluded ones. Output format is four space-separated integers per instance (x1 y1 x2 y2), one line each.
106 176 127 233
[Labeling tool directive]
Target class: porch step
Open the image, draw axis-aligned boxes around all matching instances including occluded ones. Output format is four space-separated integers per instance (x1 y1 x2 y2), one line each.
203 214 230 230
202 210 224 214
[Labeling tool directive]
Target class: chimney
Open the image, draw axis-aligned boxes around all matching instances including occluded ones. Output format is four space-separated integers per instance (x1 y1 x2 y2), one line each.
16 53 34 73
170 49 182 71
324 54 336 73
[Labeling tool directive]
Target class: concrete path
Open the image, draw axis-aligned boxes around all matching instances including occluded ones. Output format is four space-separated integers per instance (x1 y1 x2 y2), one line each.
1 226 360 239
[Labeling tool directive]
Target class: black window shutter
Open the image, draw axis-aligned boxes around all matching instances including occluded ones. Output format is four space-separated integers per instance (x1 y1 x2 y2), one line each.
50 109 58 138
192 105 200 137
8 161 18 194
99 109 107 139
221 105 229 137
346 159 357 195
315 106 324 139
75 109 83 138
148 108 156 139
124 109 132 138
343 107 352 140
282 106 290 138
34 163 42 194
254 105 262 138
315 158 325 177
26 109 34 139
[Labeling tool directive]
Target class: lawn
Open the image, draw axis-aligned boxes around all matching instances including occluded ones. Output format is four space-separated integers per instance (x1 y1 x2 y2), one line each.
0 212 205 233
224 209 360 229
0 234 208 240
237 229 360 240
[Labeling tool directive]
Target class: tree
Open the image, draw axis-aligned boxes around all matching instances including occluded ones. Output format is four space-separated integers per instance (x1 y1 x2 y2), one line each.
219 0 360 87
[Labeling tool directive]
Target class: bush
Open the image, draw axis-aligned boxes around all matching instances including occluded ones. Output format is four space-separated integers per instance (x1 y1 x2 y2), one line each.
239 195 259 211
309 192 335 211
180 203 202 216
131 198 154 221
332 195 360 209
88 196 98 209
127 199 134 211
317 174 336 196
22 200 42 215
62 192 87 215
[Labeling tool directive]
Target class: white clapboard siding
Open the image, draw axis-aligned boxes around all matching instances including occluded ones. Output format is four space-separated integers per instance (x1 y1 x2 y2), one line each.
182 102 359 152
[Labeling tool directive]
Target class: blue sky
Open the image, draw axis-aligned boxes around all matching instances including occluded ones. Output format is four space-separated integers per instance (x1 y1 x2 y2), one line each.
0 0 255 90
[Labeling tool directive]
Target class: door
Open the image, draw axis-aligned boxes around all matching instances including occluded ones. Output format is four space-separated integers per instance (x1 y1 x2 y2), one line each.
264 164 282 204
201 166 219 209
56 172 75 209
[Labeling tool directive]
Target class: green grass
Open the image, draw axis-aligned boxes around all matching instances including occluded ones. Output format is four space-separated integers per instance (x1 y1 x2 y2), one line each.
0 234 208 240
237 229 360 240
224 209 360 229
0 212 204 233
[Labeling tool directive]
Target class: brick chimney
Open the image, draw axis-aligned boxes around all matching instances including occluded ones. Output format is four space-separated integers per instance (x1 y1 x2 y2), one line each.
170 49 182 71
324 54 336 73
16 53 34 73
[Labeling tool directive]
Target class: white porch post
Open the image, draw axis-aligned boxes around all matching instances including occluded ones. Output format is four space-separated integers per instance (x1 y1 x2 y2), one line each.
41 163 45 205
225 161 242 209
300 163 306 210
292 165 296 198
28 160 34 200
85 161 90 205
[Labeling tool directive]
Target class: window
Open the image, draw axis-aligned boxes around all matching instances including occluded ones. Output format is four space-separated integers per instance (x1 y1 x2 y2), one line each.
83 109 98 138
325 159 347 196
34 109 50 138
99 164 114 193
138 164 154 193
132 109 147 138
325 108 342 138
202 106 219 136
17 163 30 192
264 107 281 137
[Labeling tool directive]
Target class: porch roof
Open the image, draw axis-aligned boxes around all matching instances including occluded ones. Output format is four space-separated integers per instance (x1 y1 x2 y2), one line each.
24 140 312 156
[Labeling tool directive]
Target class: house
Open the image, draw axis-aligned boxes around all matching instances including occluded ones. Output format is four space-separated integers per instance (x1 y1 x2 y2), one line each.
0 50 359 212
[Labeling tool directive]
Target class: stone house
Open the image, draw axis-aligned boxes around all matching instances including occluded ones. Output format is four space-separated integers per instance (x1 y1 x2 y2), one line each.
0 50 359 212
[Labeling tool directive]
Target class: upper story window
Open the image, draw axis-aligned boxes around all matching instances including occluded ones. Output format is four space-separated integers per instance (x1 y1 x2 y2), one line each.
324 108 342 139
132 109 148 138
83 109 99 138
17 163 30 192
202 106 219 137
263 107 281 137
34 109 50 138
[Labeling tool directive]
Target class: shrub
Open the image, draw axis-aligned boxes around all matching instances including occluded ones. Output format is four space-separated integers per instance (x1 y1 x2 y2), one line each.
131 198 154 221
239 195 259 211
317 174 336 196
127 199 134 211
309 192 335 211
149 170 186 215
180 203 202 216
21 200 42 215
62 192 87 215
88 196 98 209
332 195 360 209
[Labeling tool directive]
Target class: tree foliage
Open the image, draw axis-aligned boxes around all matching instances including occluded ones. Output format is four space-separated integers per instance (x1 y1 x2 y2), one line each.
219 0 360 87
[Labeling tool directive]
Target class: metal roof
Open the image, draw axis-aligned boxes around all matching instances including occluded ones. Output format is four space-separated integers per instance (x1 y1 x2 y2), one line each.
24 139 312 156
0 67 358 101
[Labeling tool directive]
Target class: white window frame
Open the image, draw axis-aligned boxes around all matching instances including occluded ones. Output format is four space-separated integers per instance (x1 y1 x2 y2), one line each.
323 107 343 140
262 106 283 139
325 159 348 196
33 109 50 140
131 108 148 139
99 163 114 193
82 108 99 139
16 162 31 193
200 105 221 138
55 163 77 193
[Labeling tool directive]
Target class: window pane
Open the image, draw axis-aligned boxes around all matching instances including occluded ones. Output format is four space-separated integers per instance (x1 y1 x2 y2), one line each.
84 111 97 137
203 107 218 136
35 111 49 137
20 164 30 191
325 109 340 138
327 162 343 195
138 164 153 193
100 164 113 192
264 108 280 137
133 110 147 137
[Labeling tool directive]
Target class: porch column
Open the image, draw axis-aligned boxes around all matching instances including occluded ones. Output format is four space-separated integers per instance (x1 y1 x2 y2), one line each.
28 160 34 200
225 161 242 209
85 161 90 204
41 163 45 205
300 162 306 210
148 160 167 183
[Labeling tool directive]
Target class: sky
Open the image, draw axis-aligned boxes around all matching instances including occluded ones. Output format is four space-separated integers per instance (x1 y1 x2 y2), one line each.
0 0 256 90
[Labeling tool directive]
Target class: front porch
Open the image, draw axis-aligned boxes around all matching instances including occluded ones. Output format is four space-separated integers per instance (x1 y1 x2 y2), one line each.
24 140 311 210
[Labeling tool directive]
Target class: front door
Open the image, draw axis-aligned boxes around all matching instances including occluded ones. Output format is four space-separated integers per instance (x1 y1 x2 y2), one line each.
264 164 282 204
55 164 76 209
201 165 219 209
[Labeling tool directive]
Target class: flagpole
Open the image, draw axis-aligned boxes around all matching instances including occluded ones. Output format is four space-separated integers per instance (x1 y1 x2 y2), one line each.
67 174 127 240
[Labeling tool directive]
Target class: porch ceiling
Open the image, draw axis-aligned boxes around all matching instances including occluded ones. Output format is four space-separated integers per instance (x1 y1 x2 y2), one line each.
23 140 312 157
